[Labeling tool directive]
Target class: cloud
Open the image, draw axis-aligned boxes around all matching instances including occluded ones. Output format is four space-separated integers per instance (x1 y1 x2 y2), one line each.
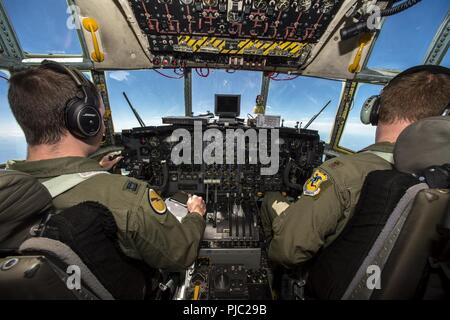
306 94 319 105
245 78 257 90
343 120 377 137
0 122 25 137
109 71 131 82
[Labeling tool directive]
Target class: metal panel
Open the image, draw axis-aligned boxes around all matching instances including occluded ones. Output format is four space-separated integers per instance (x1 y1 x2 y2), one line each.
260 72 271 112
355 67 397 84
92 70 116 145
423 10 450 65
329 80 358 152
184 68 192 116
0 0 24 68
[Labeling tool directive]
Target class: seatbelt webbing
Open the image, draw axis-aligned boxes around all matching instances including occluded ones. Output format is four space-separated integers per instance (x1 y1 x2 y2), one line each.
342 183 429 300
364 151 395 165
42 171 109 198
19 237 114 300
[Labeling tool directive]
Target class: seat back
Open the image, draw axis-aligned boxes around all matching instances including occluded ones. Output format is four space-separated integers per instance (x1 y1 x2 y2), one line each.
0 252 105 300
372 188 449 299
19 237 115 299
0 170 148 300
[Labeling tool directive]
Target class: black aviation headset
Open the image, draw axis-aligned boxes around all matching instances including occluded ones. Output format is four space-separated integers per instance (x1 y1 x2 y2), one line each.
360 65 450 126
39 60 102 139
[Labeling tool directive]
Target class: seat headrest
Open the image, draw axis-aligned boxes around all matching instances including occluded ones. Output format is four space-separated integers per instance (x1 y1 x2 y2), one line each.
394 116 450 175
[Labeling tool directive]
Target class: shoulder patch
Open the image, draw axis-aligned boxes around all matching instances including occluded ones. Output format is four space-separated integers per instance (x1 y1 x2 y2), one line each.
123 180 140 193
148 189 167 215
303 169 329 197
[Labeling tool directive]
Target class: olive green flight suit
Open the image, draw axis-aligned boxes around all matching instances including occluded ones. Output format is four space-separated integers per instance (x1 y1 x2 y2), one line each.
260 142 395 268
8 157 205 271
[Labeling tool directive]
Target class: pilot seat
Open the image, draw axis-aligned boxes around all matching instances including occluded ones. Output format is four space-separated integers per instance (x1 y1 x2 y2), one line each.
0 170 157 300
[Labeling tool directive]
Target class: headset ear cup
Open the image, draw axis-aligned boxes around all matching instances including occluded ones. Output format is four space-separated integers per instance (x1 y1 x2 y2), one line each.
370 97 381 126
361 95 380 125
65 101 101 139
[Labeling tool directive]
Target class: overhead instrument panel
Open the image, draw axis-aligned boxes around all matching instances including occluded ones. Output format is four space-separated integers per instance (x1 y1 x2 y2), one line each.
128 0 344 70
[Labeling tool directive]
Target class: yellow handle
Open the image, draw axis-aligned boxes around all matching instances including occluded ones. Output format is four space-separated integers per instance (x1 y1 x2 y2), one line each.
83 18 105 63
348 33 372 74
193 285 201 300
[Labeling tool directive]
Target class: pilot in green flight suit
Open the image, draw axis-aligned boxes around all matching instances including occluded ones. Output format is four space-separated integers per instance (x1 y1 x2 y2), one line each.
260 143 394 267
261 64 450 268
6 61 207 273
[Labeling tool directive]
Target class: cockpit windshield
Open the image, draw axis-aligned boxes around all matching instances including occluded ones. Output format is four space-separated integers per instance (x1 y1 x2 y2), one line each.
3 0 82 56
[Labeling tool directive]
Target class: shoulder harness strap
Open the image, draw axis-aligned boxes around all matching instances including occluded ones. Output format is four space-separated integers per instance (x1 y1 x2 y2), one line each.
42 171 110 198
364 151 395 165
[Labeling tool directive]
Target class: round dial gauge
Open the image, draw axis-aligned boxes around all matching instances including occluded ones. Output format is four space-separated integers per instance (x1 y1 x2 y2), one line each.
254 0 268 10
320 0 335 14
276 0 290 12
203 0 218 6
297 0 312 11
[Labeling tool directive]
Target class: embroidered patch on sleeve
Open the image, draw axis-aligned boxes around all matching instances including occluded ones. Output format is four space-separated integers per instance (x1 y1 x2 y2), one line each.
123 180 139 193
148 189 167 215
303 170 329 197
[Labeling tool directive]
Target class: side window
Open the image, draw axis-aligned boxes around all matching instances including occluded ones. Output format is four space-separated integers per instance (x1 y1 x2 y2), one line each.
105 70 185 132
0 70 27 163
339 83 384 151
83 71 93 82
367 0 448 71
3 0 82 55
267 76 343 143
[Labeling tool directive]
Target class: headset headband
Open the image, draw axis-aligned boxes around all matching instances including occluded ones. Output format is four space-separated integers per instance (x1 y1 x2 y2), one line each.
40 60 93 102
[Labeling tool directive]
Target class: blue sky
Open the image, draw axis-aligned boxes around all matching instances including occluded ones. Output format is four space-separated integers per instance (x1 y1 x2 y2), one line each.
0 0 449 163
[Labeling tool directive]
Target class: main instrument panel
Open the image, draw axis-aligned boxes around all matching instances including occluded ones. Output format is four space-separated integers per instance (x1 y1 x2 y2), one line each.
129 0 344 70
120 124 323 197
119 121 324 299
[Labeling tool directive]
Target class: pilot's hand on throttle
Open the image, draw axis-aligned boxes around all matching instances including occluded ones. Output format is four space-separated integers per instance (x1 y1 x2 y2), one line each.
99 152 124 170
187 195 206 217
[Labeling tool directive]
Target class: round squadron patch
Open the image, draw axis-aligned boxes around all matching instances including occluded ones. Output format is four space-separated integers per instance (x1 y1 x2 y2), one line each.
303 170 329 197
148 189 167 215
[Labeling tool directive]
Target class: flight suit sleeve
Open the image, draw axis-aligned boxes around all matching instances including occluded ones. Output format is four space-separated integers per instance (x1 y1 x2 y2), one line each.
268 169 347 268
126 188 206 271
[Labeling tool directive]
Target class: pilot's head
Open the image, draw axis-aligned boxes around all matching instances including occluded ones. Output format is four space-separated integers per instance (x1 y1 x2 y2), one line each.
8 62 105 156
374 65 450 143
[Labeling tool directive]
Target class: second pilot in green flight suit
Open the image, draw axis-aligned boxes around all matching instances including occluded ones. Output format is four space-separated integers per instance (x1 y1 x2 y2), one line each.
261 65 450 268
261 143 394 267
